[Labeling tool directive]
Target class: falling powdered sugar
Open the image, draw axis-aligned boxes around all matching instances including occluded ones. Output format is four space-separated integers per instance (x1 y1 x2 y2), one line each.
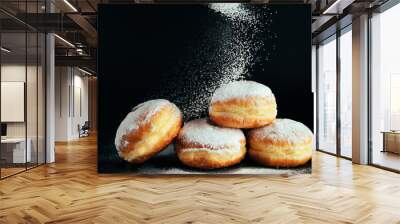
151 4 277 120
209 3 250 21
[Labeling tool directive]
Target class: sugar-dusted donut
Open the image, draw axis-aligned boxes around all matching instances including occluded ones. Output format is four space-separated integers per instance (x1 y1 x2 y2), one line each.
175 119 246 169
115 99 182 164
209 81 277 129
248 118 313 168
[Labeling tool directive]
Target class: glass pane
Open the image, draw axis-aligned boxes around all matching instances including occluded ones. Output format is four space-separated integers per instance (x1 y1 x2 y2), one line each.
371 5 400 171
38 33 45 165
27 31 38 169
1 32 27 177
340 29 352 158
25 0 38 169
318 37 337 154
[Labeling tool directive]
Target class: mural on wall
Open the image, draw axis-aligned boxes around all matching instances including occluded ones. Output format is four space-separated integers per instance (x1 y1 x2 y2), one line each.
98 4 313 174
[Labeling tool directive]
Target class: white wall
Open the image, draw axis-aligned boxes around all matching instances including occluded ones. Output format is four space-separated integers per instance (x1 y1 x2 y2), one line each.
1 64 46 164
55 66 89 141
55 66 70 141
72 73 89 138
1 65 28 140
1 65 42 137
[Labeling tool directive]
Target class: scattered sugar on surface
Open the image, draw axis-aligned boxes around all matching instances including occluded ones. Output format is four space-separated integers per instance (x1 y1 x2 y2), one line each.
211 80 274 102
251 119 313 144
182 147 241 154
179 118 245 149
115 99 170 150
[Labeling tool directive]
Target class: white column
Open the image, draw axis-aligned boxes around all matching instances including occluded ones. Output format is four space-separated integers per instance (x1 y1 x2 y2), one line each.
352 14 369 164
46 33 55 163
45 0 56 163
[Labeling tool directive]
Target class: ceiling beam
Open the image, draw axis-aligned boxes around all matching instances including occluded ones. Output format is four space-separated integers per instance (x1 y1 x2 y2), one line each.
51 0 97 47
67 13 97 47
55 55 96 70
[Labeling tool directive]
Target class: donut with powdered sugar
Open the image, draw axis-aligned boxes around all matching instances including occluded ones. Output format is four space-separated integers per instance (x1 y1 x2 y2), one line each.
248 118 313 168
175 118 246 169
209 80 277 129
115 99 182 164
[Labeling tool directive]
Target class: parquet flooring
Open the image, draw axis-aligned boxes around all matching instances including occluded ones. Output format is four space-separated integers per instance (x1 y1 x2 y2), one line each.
1 135 400 223
1 167 26 178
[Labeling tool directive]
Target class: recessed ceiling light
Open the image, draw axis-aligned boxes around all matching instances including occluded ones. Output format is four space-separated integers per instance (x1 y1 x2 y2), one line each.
54 34 75 48
322 0 354 15
1 47 11 53
78 67 93 76
63 0 78 12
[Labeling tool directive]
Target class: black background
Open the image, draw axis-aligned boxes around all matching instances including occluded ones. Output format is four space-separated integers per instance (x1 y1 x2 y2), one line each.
98 4 312 173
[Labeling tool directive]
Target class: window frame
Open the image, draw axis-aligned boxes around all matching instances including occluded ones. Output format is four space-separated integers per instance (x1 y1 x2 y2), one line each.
316 24 353 161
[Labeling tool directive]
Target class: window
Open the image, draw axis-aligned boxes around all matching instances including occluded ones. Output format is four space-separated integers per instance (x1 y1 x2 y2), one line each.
316 25 353 159
339 28 352 158
317 36 337 154
370 3 400 171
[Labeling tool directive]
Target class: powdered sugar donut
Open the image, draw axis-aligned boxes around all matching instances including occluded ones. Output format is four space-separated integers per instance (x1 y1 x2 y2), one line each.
248 118 313 167
209 80 277 128
175 119 246 169
115 99 182 164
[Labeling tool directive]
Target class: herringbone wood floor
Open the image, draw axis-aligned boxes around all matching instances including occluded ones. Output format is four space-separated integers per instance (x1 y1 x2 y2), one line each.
1 135 400 224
